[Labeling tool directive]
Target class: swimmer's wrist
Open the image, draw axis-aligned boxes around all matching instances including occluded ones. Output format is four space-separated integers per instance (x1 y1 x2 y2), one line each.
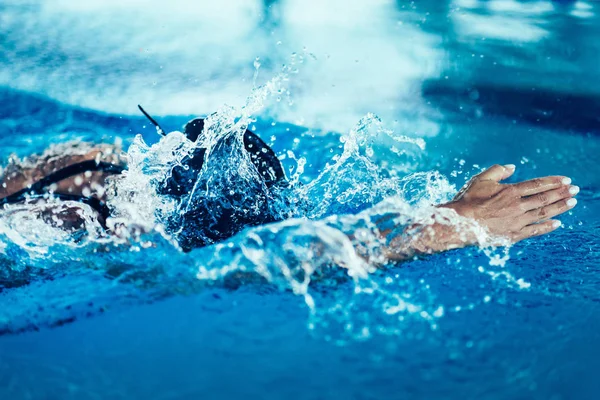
383 219 473 262
436 202 481 247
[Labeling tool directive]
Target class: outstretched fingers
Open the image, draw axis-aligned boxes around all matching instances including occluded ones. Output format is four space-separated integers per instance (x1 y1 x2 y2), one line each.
476 164 516 182
516 191 577 241
513 176 571 197
520 185 579 212
523 197 577 225
514 220 562 242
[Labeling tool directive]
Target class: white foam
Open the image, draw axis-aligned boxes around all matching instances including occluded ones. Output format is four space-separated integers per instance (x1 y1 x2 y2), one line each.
452 12 549 43
487 0 554 14
450 0 551 43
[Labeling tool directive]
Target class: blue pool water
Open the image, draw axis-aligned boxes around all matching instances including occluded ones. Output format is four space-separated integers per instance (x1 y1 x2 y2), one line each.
1 0 600 399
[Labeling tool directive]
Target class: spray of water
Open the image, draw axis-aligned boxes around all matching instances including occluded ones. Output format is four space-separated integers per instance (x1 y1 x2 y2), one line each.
0 61 523 339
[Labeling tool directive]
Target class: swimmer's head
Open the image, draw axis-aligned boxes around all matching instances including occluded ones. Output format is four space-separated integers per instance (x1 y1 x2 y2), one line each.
183 117 286 186
137 106 287 251
176 118 287 250
139 107 287 251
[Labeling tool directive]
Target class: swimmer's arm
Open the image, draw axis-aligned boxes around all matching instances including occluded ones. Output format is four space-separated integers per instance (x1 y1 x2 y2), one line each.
378 164 579 262
0 143 123 199
376 216 477 262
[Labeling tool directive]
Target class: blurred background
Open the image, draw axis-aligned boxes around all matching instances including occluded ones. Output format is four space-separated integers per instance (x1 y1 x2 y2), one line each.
1 0 598 133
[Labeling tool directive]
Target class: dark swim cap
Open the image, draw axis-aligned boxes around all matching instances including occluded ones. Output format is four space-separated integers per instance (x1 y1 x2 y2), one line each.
157 118 287 251
181 118 285 188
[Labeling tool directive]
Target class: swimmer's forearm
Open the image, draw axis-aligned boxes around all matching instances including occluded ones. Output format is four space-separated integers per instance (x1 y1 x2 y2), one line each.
380 209 474 262
346 204 474 265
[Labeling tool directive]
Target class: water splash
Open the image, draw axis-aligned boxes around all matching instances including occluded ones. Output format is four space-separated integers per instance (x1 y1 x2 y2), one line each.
0 67 521 339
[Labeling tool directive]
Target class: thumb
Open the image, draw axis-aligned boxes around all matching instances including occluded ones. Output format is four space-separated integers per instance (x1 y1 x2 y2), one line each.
476 164 516 182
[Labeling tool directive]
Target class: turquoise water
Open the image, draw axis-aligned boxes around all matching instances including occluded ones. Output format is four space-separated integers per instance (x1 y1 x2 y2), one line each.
1 1 600 399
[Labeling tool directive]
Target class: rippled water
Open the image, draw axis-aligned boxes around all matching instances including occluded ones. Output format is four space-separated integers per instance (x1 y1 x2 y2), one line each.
1 1 600 399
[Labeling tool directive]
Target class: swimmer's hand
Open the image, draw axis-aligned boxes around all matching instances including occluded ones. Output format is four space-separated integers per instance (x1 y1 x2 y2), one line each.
441 164 578 243
383 164 579 262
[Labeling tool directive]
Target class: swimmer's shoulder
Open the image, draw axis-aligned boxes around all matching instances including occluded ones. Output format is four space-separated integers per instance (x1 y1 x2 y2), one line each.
0 141 125 200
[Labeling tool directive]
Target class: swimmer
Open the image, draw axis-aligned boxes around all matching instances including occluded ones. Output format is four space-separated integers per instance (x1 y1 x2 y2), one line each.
0 109 579 260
